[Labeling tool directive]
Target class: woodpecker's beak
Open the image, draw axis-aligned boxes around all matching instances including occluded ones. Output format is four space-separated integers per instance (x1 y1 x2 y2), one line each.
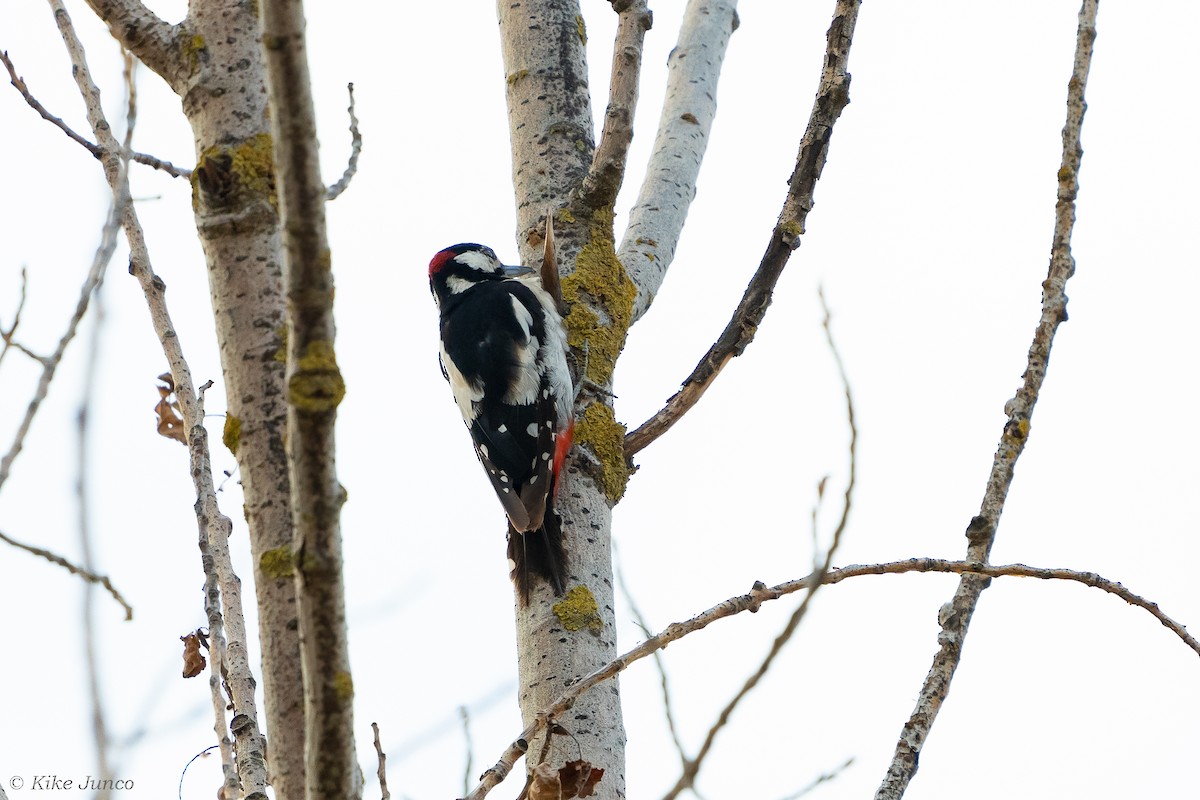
502 264 535 278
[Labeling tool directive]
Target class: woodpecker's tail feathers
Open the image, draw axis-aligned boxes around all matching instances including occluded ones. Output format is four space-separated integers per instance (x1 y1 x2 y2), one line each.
507 514 567 605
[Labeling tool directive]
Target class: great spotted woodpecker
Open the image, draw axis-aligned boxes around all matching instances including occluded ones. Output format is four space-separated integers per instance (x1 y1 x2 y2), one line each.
429 243 573 604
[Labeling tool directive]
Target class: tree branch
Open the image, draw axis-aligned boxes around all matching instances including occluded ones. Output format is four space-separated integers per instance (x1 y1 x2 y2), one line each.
575 0 652 212
0 149 123 495
325 82 361 201
468 556 1197 799
624 0 860 457
260 1 355 797
874 4 1100 797
661 288 857 800
0 529 132 620
372 723 392 800
47 1 268 794
618 0 738 323
614 549 688 763
81 0 185 89
1 50 189 178
0 267 29 371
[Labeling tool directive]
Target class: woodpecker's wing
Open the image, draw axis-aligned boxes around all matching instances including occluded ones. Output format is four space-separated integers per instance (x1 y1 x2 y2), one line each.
468 377 559 533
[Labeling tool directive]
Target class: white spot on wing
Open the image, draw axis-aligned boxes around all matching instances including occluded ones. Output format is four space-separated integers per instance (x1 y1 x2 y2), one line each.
498 424 508 433
527 423 539 437
478 444 489 458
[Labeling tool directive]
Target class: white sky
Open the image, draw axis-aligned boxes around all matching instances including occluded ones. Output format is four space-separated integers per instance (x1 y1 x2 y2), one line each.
1 2 1198 799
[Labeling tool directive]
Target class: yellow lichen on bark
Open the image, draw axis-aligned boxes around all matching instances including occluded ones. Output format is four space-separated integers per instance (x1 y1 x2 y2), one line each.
222 414 242 455
552 585 603 632
229 133 277 199
182 34 206 74
332 671 354 702
287 340 346 413
561 209 636 386
260 545 295 579
191 132 277 210
576 403 630 502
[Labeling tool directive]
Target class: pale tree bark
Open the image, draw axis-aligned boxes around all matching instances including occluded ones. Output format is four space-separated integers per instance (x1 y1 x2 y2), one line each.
618 0 739 324
82 0 308 795
497 2 628 795
495 1 742 796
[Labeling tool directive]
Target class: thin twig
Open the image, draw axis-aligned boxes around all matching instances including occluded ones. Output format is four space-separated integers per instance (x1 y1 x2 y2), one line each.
177 745 220 800
372 723 392 800
1 48 190 178
0 161 125 495
0 529 132 620
325 82 361 201
778 757 855 800
614 549 687 762
76 59 126 788
467 556 1192 799
0 266 29 371
575 0 652 212
874 4 1100 797
624 0 860 456
661 287 857 800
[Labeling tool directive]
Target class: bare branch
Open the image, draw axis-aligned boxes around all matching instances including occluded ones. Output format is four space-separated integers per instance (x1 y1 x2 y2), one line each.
778 757 855 800
624 0 860 457
80 0 184 89
618 0 738 322
469 556 1193 799
2 49 190 178
325 82 361 201
614 550 687 763
195 385 242 799
0 266 29 371
372 723 392 800
661 288 857 800
75 64 126 790
47 1 268 794
875 4 1100 797
576 0 652 212
2 49 101 157
260 0 355 795
0 529 132 620
0 161 123 495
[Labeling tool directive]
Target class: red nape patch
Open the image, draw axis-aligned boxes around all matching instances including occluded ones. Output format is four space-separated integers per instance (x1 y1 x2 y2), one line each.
551 418 575 497
428 249 456 277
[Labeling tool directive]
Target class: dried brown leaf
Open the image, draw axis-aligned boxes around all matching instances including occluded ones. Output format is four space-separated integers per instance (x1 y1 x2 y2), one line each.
559 760 604 799
181 631 207 678
528 762 561 800
155 373 187 444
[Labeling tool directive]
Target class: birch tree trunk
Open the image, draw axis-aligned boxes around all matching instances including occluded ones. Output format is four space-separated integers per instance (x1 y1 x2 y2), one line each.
499 2 629 796
85 1 307 795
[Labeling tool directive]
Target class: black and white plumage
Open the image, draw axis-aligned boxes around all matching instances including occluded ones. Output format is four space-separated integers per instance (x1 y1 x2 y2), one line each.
429 243 573 604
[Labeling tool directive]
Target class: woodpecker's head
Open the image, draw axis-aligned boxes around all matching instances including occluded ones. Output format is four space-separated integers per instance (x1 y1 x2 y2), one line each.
429 243 529 308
